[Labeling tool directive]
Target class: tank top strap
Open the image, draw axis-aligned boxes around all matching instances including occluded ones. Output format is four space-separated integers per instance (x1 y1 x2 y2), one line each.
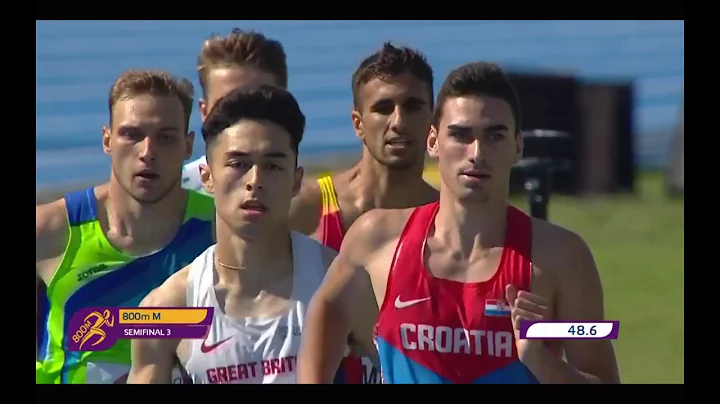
503 206 533 291
382 202 439 312
64 187 99 226
186 245 214 307
317 175 344 251
291 232 323 278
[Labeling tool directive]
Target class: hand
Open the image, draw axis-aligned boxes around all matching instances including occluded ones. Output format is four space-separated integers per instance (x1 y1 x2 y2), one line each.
505 284 551 361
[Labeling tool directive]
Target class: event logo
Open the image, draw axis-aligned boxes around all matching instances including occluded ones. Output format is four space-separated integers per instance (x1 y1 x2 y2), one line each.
67 307 214 352
73 309 115 349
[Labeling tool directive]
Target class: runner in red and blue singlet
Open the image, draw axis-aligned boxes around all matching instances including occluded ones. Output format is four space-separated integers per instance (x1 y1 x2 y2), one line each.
297 62 620 384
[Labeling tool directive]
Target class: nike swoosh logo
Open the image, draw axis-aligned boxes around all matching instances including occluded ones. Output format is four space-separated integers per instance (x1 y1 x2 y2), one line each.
200 337 233 354
394 296 430 309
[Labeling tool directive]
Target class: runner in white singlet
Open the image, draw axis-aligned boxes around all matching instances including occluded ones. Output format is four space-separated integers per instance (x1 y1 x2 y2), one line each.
127 85 339 384
178 234 324 384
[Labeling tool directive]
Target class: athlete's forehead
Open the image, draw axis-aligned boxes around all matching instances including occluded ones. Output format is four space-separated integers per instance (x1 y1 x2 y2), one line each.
439 96 515 133
206 66 279 104
358 72 431 107
214 120 294 158
111 94 185 130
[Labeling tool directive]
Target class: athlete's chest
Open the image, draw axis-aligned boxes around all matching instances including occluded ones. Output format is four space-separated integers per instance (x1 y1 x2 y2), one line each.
376 280 524 384
185 314 303 384
381 278 515 346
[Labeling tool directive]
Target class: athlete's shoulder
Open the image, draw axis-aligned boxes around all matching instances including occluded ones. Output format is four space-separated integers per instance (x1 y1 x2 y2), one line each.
531 217 594 277
36 197 68 239
289 177 324 235
342 207 414 254
141 265 190 309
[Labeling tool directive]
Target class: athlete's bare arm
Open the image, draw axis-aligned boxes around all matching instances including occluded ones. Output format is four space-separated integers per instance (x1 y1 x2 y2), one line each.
36 199 70 357
527 220 620 384
297 209 409 383
288 179 323 236
36 199 70 283
127 268 189 384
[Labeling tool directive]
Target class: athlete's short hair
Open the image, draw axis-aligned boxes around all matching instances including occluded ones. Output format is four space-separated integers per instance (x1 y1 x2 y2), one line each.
351 42 434 109
434 62 522 134
197 29 288 96
108 69 194 132
202 84 305 157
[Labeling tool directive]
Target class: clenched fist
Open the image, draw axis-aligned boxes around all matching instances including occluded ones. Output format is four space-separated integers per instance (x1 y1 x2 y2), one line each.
505 284 551 361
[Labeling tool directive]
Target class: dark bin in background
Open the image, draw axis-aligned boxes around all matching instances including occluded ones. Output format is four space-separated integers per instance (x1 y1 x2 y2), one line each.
506 71 636 195
511 130 573 220
579 80 636 194
506 72 582 194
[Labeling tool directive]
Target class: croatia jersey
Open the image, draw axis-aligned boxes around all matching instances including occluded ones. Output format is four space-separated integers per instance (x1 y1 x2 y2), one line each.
374 202 539 384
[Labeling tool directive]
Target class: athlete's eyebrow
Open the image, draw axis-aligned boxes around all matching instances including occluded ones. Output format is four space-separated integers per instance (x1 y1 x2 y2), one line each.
372 96 427 107
116 124 182 132
157 126 182 132
446 124 473 132
446 124 509 132
225 151 289 159
484 124 510 133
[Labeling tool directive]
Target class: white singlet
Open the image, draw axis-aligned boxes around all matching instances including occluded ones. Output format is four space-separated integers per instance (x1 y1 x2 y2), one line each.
177 232 326 384
181 156 208 194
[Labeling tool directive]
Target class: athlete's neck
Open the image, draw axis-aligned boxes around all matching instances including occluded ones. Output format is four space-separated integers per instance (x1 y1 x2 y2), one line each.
101 179 187 254
434 184 509 256
346 150 429 208
213 221 293 291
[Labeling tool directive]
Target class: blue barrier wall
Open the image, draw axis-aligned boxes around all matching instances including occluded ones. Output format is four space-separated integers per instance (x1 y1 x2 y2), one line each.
36 20 684 187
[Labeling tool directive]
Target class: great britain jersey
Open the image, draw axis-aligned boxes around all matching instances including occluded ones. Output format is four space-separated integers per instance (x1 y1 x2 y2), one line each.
374 202 539 384
178 232 326 384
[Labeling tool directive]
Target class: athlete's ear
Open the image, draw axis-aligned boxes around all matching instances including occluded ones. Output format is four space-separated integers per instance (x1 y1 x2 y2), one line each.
427 125 440 159
292 166 304 197
200 163 213 194
199 99 209 122
513 130 524 165
351 110 364 141
184 131 195 160
102 125 112 155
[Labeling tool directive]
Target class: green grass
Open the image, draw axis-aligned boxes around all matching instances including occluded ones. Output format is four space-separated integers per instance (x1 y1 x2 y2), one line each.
508 173 683 383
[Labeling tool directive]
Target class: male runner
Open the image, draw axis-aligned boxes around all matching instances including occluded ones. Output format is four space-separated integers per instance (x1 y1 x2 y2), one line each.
182 29 287 193
289 43 439 383
290 42 438 248
36 70 216 384
127 85 337 384
297 62 620 384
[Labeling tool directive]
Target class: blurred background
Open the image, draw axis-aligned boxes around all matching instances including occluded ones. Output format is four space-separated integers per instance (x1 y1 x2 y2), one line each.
35 20 684 383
